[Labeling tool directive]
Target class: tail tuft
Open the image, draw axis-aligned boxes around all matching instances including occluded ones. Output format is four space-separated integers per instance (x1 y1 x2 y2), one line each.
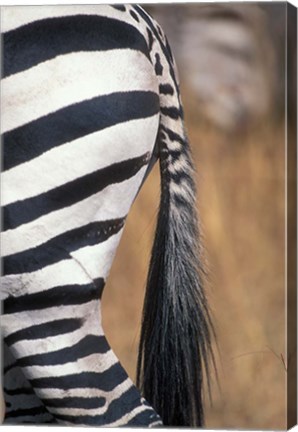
137 121 215 426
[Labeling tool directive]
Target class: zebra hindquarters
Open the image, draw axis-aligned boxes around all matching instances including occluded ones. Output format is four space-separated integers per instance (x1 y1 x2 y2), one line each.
2 10 161 425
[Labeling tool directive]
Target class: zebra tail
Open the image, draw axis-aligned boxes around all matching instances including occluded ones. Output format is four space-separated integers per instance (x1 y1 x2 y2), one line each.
136 98 214 426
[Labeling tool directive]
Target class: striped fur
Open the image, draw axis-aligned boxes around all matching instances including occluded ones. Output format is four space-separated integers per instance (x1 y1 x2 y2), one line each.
1 4 213 426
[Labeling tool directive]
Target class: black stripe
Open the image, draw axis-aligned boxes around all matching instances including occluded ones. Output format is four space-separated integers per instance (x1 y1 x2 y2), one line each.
43 396 106 410
160 106 182 120
4 153 150 231
155 53 163 76
172 192 191 208
165 37 174 65
111 5 126 12
3 218 125 276
159 84 174 96
162 125 185 145
170 150 185 163
5 406 49 419
4 387 35 396
30 362 127 392
4 362 18 374
5 318 82 347
147 28 154 52
53 386 148 425
171 170 194 185
130 10 140 22
156 25 163 38
3 91 159 171
21 419 57 424
3 15 149 78
17 335 110 367
3 279 104 315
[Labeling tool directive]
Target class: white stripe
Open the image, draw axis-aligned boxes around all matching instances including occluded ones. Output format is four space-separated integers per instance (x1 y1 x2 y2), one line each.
2 166 146 257
23 350 118 379
166 138 183 152
36 376 133 403
168 154 190 173
48 405 109 418
1 258 91 298
104 405 153 427
162 115 185 143
2 115 159 206
169 179 194 199
149 420 163 427
1 5 128 33
50 404 153 425
2 50 155 133
35 377 137 423
2 300 103 341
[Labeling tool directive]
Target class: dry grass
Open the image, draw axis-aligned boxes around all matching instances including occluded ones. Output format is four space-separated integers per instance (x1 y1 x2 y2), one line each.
102 92 286 429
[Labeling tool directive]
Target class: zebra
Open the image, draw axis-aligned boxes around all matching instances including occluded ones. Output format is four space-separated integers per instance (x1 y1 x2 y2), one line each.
1 4 214 427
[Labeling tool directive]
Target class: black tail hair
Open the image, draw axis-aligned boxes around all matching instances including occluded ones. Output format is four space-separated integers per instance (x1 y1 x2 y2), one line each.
136 109 215 426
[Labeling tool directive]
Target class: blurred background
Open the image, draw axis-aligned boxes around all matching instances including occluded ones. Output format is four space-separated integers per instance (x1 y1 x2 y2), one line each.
102 2 295 430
